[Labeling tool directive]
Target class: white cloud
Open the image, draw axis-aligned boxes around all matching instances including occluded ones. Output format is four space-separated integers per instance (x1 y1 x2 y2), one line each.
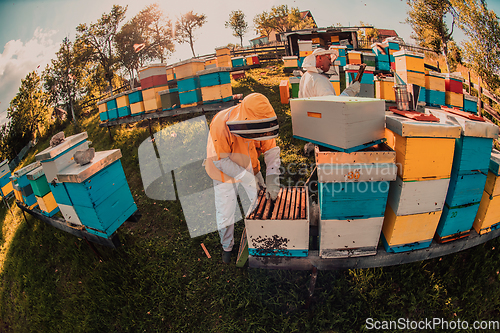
0 28 59 126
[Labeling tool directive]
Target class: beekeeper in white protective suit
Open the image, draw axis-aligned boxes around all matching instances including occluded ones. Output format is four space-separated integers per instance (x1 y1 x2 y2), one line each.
298 47 361 98
205 93 281 264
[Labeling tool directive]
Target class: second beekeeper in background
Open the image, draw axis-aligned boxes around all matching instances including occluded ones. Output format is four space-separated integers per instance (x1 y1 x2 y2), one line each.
298 47 361 98
205 93 281 264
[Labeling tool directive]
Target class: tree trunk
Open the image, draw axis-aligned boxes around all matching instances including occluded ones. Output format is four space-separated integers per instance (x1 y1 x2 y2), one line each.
240 35 243 47
189 35 195 57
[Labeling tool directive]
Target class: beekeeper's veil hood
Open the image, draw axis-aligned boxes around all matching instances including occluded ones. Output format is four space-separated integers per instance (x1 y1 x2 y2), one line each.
226 93 279 141
302 47 339 74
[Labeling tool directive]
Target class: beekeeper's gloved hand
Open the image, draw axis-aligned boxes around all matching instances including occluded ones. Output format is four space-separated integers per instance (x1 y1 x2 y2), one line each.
265 174 280 200
255 171 265 190
341 81 361 97
213 157 257 188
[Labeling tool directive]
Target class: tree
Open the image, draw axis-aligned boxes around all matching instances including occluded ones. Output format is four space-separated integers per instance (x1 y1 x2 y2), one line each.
406 0 456 72
225 10 248 47
116 3 175 84
43 37 86 122
357 21 380 42
253 5 316 37
451 0 500 89
75 5 127 94
175 11 207 57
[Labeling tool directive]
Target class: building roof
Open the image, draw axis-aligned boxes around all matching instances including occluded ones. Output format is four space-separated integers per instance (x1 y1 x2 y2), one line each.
377 29 398 37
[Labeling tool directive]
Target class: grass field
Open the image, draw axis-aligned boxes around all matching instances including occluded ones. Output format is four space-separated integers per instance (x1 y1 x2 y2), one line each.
1 63 500 332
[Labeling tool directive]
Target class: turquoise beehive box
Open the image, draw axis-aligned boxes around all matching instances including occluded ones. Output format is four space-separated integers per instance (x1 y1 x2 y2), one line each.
14 161 41 208
57 149 137 238
26 166 51 197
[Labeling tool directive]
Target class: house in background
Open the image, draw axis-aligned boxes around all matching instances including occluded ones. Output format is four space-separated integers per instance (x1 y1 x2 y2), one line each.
249 10 316 47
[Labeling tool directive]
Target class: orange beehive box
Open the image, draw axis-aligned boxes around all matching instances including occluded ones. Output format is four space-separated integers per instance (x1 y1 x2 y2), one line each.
280 80 289 104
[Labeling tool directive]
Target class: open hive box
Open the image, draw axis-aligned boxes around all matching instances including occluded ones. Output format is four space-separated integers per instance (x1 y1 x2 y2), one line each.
245 187 309 257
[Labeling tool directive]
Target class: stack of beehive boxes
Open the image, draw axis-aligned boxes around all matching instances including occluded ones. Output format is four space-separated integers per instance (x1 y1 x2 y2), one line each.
382 114 461 252
97 99 108 122
445 73 464 109
139 63 171 112
114 90 131 118
196 67 232 104
35 132 137 238
10 174 23 204
215 47 232 67
331 35 340 46
27 166 59 217
204 57 217 69
386 38 401 70
290 96 393 258
174 59 205 108
289 76 300 98
316 143 397 258
474 150 500 234
374 76 396 101
394 50 425 88
344 65 375 98
283 56 298 71
298 40 312 69
166 65 176 81
105 97 118 120
424 71 446 107
331 45 347 67
371 43 390 71
13 162 40 209
246 54 259 66
0 160 13 198
430 109 499 242
347 50 362 65
128 88 145 115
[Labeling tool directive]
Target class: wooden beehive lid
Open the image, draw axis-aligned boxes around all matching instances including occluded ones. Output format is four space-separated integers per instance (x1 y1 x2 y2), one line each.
97 95 117 105
464 94 478 102
14 161 41 178
113 90 130 99
56 149 122 183
174 58 205 67
330 45 347 49
426 71 446 78
0 159 8 168
385 113 461 138
196 67 232 76
215 46 229 50
361 51 375 56
232 56 245 60
315 142 395 165
35 132 88 162
26 166 45 181
427 108 499 138
489 149 500 175
289 77 300 84
347 50 362 54
374 76 394 82
157 87 178 95
298 40 312 45
393 50 424 58
283 56 298 60
444 72 464 81
139 63 167 72
344 64 376 72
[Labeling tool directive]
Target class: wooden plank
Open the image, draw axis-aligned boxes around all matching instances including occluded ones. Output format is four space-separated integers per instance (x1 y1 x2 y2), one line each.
249 227 500 270
249 189 265 219
255 192 267 219
262 195 273 220
236 228 249 267
300 188 307 219
289 187 297 220
277 188 288 220
283 188 292 219
294 188 301 220
271 188 283 220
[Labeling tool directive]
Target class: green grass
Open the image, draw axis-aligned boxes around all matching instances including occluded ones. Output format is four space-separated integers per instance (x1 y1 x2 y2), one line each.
1 63 500 332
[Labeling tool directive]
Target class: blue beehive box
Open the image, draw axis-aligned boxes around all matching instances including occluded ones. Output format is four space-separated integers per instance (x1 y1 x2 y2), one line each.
107 108 118 120
14 161 41 208
197 68 232 87
179 89 202 106
27 166 51 197
319 181 390 220
463 94 478 114
451 136 492 175
231 56 246 67
117 106 131 118
106 99 117 110
57 149 137 238
425 90 446 107
49 182 73 206
128 89 143 104
177 76 200 92
99 111 108 122
375 60 390 71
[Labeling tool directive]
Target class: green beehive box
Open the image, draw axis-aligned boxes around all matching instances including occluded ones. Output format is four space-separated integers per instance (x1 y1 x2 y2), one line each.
289 77 300 98
26 166 51 197
158 88 180 110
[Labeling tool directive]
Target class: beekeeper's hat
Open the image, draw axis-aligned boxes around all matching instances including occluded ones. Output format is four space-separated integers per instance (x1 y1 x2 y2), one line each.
302 47 338 73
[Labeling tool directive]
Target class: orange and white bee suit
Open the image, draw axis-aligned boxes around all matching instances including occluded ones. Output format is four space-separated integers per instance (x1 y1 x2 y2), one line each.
206 93 281 252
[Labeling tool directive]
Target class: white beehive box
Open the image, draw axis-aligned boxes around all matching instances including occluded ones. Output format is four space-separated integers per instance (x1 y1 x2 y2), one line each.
290 96 385 151
35 132 89 183
138 63 167 80
319 216 384 258
58 203 83 225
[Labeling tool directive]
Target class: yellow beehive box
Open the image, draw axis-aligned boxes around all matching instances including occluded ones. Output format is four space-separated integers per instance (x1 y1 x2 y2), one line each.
396 70 425 87
445 91 464 108
283 56 298 68
331 81 340 95
473 191 500 234
245 55 254 66
394 50 425 73
299 50 312 58
485 171 500 196
425 71 446 92
14 188 23 202
375 77 396 101
130 101 145 114
98 102 107 113
201 83 232 103
1 181 13 197
217 54 232 67
205 57 217 67
166 66 175 81
36 192 58 213
312 37 325 45
116 93 129 108
174 59 205 80
382 204 442 248
142 86 165 111
215 47 230 57
331 35 340 43
387 129 456 181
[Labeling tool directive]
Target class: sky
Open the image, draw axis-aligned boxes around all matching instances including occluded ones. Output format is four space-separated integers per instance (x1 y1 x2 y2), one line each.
1 0 500 126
